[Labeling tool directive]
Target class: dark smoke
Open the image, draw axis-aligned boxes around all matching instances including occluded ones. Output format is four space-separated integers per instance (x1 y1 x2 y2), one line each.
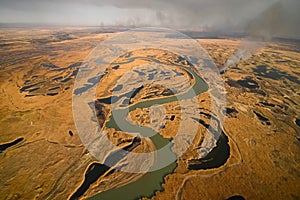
0 0 299 39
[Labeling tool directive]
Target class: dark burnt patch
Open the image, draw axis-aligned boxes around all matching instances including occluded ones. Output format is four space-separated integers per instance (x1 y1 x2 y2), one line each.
260 101 275 107
253 65 300 84
226 195 245 200
254 111 271 126
21 62 82 97
226 77 265 96
170 115 175 121
0 137 24 152
48 86 60 91
68 130 74 136
111 84 123 92
74 73 105 95
112 65 120 70
295 118 300 127
46 92 58 96
41 63 59 69
237 78 259 90
225 107 238 118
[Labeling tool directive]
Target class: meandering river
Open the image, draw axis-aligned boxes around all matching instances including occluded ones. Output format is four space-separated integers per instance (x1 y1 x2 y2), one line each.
90 57 211 200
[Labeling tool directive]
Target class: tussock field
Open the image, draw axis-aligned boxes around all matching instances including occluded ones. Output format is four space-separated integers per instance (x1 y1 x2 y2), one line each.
0 27 299 200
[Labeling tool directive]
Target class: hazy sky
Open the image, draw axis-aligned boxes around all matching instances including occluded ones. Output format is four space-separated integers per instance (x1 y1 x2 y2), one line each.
0 0 299 38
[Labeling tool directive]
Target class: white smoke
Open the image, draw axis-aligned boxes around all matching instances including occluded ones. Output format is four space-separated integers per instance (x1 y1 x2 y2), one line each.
220 0 284 73
220 39 265 73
